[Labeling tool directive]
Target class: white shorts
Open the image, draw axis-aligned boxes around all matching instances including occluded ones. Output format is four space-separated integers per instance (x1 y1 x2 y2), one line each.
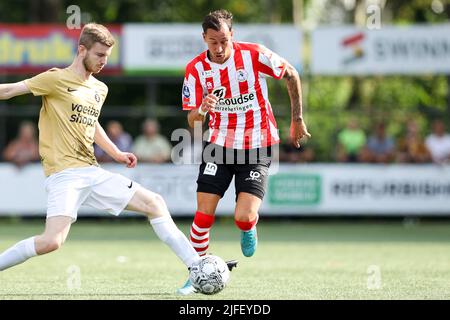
45 166 139 222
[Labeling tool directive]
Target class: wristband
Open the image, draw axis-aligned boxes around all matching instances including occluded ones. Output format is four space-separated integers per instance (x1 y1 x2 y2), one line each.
198 106 207 116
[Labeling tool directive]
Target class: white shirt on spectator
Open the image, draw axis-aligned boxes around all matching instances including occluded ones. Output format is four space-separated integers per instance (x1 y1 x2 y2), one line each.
425 134 450 163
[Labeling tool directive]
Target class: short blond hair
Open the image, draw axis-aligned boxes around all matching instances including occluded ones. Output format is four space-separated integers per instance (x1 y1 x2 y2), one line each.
79 23 115 49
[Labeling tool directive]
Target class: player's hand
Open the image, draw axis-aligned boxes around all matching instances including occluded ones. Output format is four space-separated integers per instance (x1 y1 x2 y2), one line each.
290 118 311 148
200 94 218 114
114 152 137 168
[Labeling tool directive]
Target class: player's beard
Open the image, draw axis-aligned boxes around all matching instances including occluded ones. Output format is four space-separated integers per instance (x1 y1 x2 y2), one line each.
214 54 225 63
83 55 101 74
210 49 230 64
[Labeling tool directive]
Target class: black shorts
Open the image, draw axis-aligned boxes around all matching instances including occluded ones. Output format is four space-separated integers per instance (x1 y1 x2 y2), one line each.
196 143 272 200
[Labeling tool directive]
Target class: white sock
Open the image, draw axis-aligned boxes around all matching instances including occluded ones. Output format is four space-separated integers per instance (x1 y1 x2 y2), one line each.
0 237 37 271
150 216 200 268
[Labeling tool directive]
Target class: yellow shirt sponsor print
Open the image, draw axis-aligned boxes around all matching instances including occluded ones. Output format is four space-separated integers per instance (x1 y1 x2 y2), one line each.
25 67 108 177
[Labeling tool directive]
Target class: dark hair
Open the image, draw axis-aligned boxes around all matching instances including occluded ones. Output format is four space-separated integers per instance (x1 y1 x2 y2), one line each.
202 9 233 33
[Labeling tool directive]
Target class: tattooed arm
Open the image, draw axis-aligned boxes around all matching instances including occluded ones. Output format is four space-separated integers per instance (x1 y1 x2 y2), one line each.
283 63 311 148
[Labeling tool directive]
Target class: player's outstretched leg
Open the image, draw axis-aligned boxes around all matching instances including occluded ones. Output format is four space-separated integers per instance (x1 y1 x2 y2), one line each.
125 187 202 292
177 277 198 295
0 216 72 271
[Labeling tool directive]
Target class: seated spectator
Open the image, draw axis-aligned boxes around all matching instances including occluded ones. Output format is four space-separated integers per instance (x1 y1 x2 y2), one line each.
425 119 450 164
360 122 395 163
95 120 132 162
396 120 431 163
3 121 40 168
132 118 172 163
336 118 366 162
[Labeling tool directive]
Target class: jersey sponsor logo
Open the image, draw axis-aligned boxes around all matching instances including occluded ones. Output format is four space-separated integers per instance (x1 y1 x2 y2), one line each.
236 69 248 82
201 70 215 78
183 84 190 98
214 92 257 113
71 103 100 117
212 86 226 99
245 170 262 182
203 162 218 176
69 103 100 127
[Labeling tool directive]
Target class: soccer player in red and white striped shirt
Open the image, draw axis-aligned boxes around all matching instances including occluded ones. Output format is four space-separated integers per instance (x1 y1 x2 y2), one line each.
178 9 310 294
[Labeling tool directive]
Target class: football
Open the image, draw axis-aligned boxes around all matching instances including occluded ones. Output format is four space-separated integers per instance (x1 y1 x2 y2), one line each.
189 255 230 295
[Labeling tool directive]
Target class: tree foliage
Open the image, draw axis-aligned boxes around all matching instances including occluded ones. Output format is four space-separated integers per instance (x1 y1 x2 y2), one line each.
0 0 449 161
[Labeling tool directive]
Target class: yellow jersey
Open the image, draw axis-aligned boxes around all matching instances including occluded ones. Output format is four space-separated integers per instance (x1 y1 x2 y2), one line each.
24 67 108 177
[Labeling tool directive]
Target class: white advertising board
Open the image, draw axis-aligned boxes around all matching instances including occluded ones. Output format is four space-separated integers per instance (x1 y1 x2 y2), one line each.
312 24 450 75
123 24 302 73
1 164 450 216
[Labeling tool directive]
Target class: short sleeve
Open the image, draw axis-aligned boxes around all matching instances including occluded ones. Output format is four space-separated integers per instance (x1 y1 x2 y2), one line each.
182 64 203 111
24 68 60 96
257 46 288 79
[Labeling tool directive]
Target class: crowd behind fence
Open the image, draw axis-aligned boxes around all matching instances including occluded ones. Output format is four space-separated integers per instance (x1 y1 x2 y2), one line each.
2 115 450 168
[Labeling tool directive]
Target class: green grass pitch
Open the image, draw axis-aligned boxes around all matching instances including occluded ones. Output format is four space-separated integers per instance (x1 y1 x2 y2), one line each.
0 218 449 300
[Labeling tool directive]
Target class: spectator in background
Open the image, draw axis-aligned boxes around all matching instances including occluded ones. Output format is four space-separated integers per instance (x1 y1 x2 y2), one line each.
279 144 315 163
360 122 395 163
425 119 450 164
95 120 133 162
279 130 314 162
396 120 431 163
2 121 40 168
132 118 172 163
336 118 366 162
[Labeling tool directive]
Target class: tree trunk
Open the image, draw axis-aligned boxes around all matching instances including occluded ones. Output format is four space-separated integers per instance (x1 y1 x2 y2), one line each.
292 0 303 26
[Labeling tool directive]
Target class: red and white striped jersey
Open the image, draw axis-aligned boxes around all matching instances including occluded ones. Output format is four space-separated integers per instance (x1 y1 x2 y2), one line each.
182 41 287 149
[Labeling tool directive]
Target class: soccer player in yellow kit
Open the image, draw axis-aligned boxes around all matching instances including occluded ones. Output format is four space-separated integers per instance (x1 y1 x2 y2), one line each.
0 24 201 288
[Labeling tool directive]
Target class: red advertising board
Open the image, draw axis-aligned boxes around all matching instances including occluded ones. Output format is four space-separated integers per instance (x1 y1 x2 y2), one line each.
0 24 122 75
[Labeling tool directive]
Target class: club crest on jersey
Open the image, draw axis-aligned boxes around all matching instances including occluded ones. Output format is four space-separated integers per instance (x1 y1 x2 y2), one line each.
236 69 248 82
183 85 190 98
212 86 226 99
94 92 101 103
206 81 213 90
